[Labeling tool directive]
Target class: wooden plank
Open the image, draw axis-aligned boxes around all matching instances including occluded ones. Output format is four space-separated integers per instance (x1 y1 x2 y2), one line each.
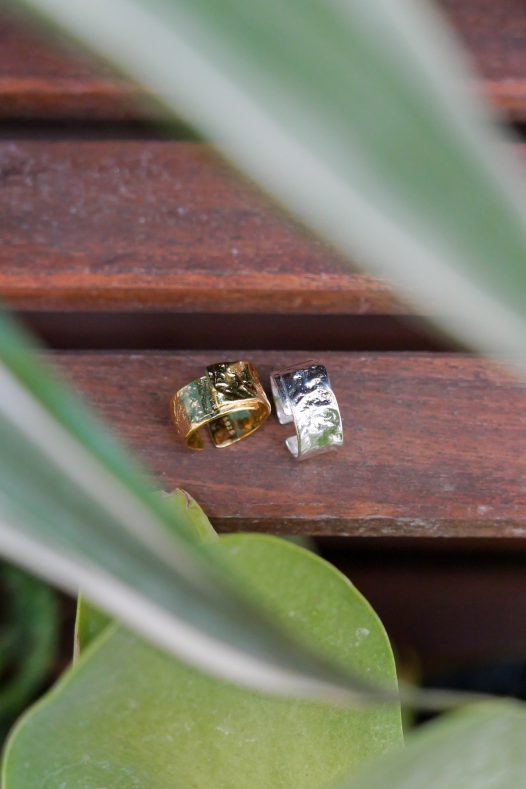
0 140 403 316
442 0 526 121
2 2 526 120
0 11 144 120
52 350 526 537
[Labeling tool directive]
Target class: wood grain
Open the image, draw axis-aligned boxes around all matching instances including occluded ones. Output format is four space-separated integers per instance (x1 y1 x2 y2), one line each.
2 2 526 120
442 0 526 121
0 11 144 120
0 140 402 315
52 350 526 537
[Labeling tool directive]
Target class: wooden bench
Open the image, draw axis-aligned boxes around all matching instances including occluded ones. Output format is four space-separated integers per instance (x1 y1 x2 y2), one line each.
2 3 526 673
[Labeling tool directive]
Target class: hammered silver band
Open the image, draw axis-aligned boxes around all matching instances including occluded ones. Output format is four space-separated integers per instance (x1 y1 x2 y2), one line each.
270 361 343 460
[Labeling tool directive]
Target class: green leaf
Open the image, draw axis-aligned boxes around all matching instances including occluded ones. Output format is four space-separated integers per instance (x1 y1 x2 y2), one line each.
72 489 218 659
73 596 111 659
14 0 526 359
163 489 219 546
340 702 526 789
2 535 402 789
0 565 58 739
0 313 398 702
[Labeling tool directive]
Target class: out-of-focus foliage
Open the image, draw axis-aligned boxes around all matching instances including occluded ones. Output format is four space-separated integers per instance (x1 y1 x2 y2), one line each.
3 534 402 788
0 564 58 740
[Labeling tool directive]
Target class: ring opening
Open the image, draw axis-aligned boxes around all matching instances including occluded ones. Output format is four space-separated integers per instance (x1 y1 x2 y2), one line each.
207 405 267 448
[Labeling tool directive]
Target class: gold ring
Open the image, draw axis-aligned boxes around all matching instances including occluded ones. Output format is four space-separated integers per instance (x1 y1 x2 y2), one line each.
170 361 271 450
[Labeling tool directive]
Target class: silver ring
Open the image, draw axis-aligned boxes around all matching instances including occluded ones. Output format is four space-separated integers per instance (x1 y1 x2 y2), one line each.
270 361 343 460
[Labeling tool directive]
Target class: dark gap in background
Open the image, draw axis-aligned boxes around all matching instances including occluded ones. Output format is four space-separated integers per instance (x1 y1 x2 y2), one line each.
2 117 524 143
0 118 199 141
510 121 526 142
20 311 454 352
318 537 526 707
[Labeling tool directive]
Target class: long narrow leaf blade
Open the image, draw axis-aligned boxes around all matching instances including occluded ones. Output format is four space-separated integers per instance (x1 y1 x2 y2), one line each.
16 0 526 358
0 313 383 702
338 702 526 788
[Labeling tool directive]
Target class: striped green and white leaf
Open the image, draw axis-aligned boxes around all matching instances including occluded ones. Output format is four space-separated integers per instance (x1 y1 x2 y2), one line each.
0 314 390 702
341 702 526 789
15 0 526 360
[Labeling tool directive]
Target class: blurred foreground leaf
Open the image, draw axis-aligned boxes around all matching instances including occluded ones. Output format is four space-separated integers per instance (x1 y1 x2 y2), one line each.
3 535 402 788
342 701 526 789
0 313 399 703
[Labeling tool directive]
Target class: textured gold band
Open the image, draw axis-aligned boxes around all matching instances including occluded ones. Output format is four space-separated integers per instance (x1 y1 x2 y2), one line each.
170 361 271 450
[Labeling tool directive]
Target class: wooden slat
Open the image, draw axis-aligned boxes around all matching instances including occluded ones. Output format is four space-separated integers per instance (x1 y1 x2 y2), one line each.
2 2 526 120
0 140 402 316
53 350 526 537
0 12 144 120
442 0 526 121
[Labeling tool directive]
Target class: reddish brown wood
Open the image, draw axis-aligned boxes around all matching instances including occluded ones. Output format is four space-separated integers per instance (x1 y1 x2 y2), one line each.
0 140 403 316
0 11 145 120
2 3 526 120
52 350 526 537
442 0 526 121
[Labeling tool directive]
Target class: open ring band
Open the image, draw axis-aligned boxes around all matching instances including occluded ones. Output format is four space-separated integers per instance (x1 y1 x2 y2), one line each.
270 361 343 460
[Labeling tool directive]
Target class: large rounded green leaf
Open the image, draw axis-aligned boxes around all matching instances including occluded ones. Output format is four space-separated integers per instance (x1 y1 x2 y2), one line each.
3 535 402 788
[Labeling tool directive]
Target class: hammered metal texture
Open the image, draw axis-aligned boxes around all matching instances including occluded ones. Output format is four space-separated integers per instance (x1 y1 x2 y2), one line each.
207 361 262 406
171 361 270 449
170 374 215 449
270 361 343 460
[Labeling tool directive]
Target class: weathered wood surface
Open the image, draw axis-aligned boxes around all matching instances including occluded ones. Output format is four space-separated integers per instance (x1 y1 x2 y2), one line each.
53 350 526 537
2 2 526 120
0 140 402 316
0 11 144 120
